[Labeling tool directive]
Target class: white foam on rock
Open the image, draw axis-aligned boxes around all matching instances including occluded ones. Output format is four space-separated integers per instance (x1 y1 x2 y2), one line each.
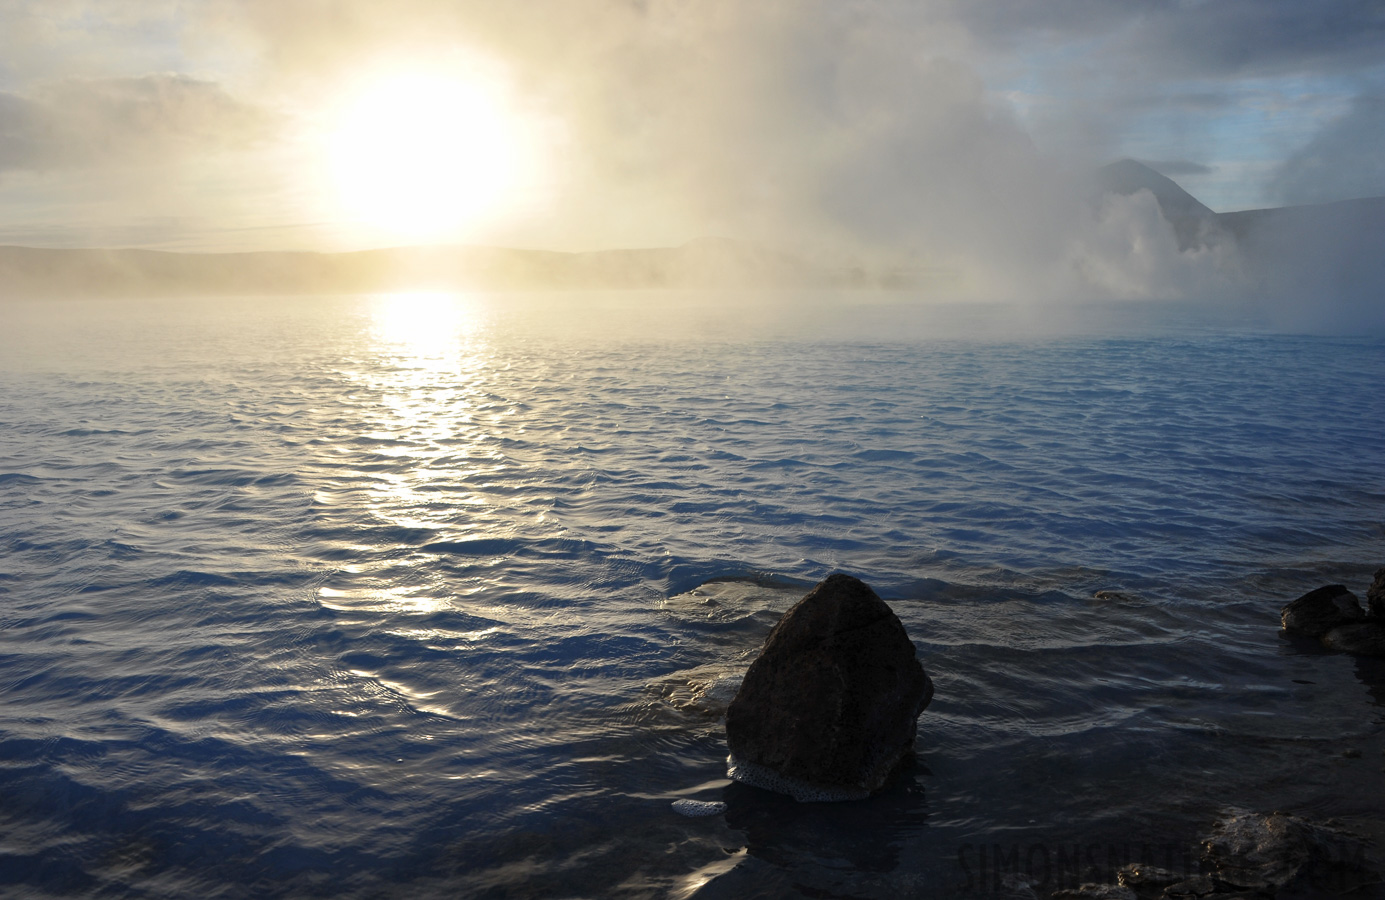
670 799 727 817
695 673 743 708
726 754 869 802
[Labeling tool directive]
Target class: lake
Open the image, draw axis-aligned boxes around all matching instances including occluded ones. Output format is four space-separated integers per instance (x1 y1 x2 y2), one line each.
1 291 1383 898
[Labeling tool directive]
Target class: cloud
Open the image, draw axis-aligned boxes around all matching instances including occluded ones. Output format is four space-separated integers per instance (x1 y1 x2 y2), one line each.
0 3 203 89
948 0 1385 79
1123 1 1385 78
1268 95 1385 205
0 74 267 175
192 1 1085 271
0 93 48 172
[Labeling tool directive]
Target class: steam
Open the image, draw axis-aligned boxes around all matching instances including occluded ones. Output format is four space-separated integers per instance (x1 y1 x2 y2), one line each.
0 0 1381 329
1270 96 1385 207
188 0 1382 321
1065 191 1243 301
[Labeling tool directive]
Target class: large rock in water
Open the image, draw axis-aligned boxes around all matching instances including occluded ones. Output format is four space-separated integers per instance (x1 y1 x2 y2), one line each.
1279 584 1364 637
724 573 932 801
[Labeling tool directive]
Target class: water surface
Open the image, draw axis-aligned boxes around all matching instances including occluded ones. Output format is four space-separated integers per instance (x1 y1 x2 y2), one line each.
2 292 1383 898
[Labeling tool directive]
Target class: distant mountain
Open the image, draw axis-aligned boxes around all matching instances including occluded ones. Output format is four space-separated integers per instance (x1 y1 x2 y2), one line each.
1094 159 1221 250
1095 158 1385 250
1093 159 1384 304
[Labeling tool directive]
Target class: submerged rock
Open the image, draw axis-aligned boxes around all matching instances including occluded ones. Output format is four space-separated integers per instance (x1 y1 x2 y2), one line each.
1369 567 1385 620
1321 621 1385 657
1151 875 1223 899
1280 584 1365 637
724 573 932 801
1067 811 1380 899
1201 810 1378 896
1050 885 1136 900
1114 863 1183 897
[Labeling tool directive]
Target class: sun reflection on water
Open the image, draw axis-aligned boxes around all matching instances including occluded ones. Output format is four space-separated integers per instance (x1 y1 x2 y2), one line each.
369 291 479 363
309 291 527 625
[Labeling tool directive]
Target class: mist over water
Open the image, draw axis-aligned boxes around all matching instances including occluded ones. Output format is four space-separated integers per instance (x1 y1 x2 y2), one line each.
2 293 1384 897
5 1 1384 338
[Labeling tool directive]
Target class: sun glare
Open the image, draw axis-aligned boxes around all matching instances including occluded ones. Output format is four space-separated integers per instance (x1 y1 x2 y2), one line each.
371 292 473 360
328 72 528 242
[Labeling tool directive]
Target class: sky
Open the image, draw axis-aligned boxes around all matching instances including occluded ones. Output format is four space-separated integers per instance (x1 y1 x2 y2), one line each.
0 0 1382 256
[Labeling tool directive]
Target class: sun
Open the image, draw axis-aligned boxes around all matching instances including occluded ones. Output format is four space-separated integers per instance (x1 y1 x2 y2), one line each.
328 72 526 242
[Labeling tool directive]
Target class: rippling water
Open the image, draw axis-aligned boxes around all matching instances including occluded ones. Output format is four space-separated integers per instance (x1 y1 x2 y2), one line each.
2 292 1383 898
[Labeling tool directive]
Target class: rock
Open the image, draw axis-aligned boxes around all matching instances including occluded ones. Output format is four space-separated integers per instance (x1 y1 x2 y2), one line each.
1072 812 1380 899
724 573 932 801
1050 885 1137 900
1321 621 1385 657
1154 875 1227 899
1280 585 1365 637
1369 567 1385 620
1115 863 1183 898
1283 577 1385 657
670 799 726 817
996 872 1041 899
1201 810 1378 896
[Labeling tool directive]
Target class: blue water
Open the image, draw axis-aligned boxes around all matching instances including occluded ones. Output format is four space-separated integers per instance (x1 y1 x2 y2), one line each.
1 292 1383 898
